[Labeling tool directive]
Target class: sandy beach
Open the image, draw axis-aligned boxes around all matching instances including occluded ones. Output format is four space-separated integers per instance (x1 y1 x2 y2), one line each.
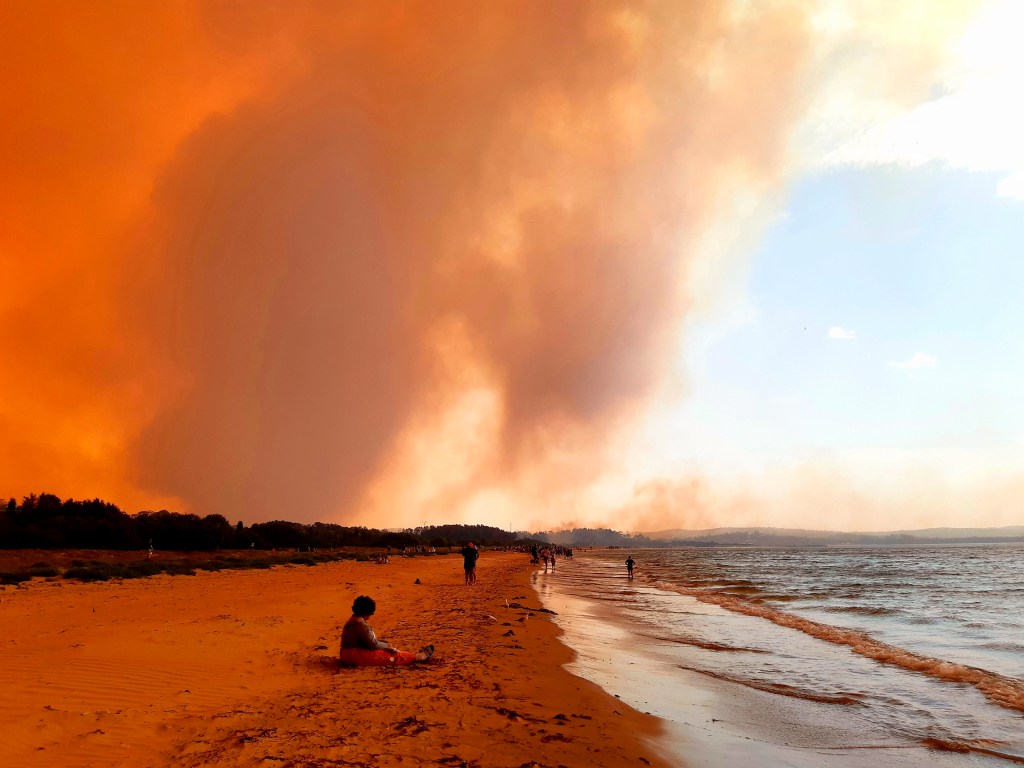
0 551 671 768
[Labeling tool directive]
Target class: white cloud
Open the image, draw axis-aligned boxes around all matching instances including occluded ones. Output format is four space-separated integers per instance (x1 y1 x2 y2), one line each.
828 326 857 339
996 170 1024 201
796 0 1024 201
890 352 938 369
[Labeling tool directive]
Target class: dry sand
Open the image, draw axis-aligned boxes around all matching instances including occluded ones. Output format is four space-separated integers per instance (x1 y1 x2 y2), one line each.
0 552 672 767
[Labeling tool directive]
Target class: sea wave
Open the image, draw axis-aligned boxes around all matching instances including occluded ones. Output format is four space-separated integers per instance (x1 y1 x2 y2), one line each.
645 576 1024 715
711 585 762 595
677 665 867 705
922 738 1024 764
646 633 768 653
981 641 1024 654
819 605 900 617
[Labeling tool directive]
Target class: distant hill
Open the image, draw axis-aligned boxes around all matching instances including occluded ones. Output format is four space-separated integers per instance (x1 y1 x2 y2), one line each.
641 525 1024 546
531 525 1024 548
882 526 1024 539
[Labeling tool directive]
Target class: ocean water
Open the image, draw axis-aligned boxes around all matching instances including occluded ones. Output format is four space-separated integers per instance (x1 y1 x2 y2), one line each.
534 545 1024 767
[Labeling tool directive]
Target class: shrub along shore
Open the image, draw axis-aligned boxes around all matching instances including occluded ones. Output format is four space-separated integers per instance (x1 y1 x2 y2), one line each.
0 547 445 585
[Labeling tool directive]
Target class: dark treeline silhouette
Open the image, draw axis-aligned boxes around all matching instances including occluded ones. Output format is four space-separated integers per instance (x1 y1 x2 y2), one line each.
9 497 1017 553
539 527 656 548
0 493 536 551
0 493 259 550
417 524 531 548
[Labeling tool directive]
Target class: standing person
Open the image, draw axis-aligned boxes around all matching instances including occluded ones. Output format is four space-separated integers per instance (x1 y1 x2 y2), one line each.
626 555 635 579
460 541 479 585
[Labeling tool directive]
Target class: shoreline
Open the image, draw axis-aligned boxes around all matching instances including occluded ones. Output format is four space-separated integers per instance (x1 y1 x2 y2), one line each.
0 551 672 767
535 552 1017 768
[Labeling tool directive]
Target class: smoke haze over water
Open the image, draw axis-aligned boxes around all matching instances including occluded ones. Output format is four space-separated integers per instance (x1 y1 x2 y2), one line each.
1 2 993 528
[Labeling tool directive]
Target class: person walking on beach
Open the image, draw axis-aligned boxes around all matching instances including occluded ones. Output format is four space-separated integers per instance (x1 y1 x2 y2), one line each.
626 555 635 579
460 541 479 585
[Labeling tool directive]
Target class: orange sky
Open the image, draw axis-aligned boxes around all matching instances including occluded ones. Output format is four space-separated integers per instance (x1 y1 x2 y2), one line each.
7 2 983 530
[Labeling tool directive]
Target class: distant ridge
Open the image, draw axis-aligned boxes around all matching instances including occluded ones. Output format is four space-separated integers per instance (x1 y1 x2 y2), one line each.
536 525 1024 548
883 525 1024 538
640 525 1024 546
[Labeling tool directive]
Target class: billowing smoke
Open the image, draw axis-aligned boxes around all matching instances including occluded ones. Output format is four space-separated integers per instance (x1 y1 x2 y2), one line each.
3 1 814 524
123 1 814 523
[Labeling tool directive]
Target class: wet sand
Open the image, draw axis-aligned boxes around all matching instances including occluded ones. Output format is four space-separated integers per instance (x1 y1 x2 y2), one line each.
0 552 671 767
535 557 1014 768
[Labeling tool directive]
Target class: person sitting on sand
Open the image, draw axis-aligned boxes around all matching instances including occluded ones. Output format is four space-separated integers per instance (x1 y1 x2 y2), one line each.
338 595 434 667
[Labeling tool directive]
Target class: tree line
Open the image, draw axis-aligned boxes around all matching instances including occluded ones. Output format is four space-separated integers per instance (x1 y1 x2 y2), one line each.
0 493 533 551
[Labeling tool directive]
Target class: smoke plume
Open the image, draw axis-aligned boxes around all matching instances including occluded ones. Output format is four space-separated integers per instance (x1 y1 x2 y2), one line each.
3 1 813 523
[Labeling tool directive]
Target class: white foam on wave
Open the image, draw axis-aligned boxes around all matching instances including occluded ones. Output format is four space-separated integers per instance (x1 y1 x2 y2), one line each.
535 565 998 768
647 577 1024 715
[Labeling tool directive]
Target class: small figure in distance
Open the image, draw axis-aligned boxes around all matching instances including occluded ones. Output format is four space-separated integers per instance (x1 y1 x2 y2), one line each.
460 541 479 585
626 555 635 579
338 595 434 667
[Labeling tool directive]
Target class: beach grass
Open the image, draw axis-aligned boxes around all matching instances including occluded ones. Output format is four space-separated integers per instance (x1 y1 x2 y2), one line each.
0 548 397 584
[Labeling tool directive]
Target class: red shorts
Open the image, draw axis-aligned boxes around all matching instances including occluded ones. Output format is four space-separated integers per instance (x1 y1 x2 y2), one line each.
338 648 419 666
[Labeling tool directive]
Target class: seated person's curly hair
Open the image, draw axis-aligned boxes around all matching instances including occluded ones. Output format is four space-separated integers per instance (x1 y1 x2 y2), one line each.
352 595 376 616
